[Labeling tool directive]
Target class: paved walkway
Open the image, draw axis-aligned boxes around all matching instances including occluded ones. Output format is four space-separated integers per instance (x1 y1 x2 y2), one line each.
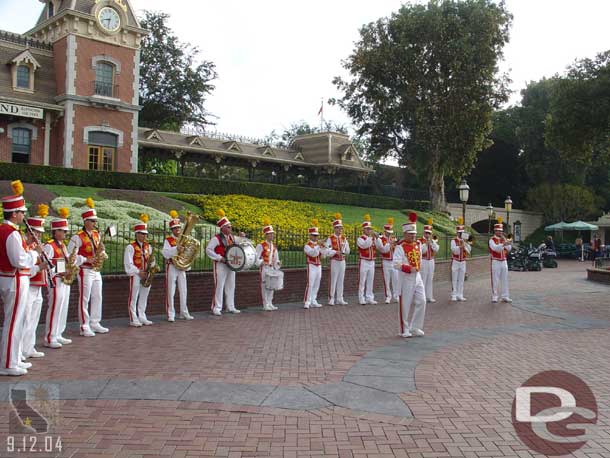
1 261 609 457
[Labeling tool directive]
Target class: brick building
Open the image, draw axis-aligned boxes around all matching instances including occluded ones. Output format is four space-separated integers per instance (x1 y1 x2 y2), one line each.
0 0 144 173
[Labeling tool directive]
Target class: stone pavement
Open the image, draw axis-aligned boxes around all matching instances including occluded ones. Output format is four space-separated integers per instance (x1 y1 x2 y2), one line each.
1 260 609 457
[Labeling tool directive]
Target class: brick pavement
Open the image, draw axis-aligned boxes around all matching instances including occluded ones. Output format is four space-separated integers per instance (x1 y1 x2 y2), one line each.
0 260 609 457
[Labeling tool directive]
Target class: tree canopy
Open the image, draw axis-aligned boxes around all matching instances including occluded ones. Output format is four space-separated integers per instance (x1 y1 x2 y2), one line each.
332 0 512 210
139 11 218 131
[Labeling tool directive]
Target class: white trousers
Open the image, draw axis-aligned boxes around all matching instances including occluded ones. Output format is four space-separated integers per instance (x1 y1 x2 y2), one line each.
259 265 275 308
304 264 321 306
165 263 188 319
358 259 375 303
128 275 151 322
21 285 43 357
381 260 399 300
77 268 103 331
491 260 510 301
451 260 466 299
0 274 29 370
420 259 436 301
212 261 236 313
399 272 426 333
328 259 346 304
45 278 70 345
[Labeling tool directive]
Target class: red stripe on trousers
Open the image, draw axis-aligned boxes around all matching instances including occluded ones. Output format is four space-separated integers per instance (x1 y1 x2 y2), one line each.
399 294 404 334
303 265 310 303
328 261 332 301
5 275 20 368
259 266 264 306
46 280 58 344
211 262 217 311
381 262 387 297
128 276 134 322
78 269 85 331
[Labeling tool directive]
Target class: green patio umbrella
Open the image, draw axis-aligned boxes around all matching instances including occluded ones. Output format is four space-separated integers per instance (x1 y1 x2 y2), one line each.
544 221 569 231
563 221 599 231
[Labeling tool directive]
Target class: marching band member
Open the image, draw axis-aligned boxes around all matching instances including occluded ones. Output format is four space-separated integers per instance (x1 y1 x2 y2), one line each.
206 209 241 316
489 217 512 303
303 219 323 309
68 198 109 336
357 214 377 305
419 219 439 303
21 205 49 360
0 181 43 376
44 208 77 349
325 213 349 305
393 212 426 338
124 215 154 326
162 211 194 321
376 217 399 304
450 217 471 302
256 217 281 311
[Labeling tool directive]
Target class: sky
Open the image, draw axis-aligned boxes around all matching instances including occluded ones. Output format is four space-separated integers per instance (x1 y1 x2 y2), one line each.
1 0 608 139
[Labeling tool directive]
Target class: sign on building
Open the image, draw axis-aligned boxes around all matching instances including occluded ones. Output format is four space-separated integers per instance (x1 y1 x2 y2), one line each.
0 102 44 119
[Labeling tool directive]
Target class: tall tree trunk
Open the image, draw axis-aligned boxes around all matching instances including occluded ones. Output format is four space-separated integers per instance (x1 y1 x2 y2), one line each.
429 168 447 211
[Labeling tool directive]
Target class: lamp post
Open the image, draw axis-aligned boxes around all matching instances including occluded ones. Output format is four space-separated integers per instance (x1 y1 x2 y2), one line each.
458 179 470 225
504 196 513 233
487 202 494 235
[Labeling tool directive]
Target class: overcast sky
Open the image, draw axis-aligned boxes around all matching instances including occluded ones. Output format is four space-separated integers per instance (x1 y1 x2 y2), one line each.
1 0 608 139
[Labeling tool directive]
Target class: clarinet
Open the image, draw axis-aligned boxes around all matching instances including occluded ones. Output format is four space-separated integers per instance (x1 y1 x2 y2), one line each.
24 221 55 289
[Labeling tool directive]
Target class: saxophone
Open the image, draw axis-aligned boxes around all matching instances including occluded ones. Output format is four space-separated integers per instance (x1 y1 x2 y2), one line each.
91 228 111 272
172 212 201 270
142 246 160 287
63 247 80 285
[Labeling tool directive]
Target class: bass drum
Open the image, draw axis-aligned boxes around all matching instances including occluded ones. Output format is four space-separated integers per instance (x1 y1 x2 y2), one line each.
225 242 256 272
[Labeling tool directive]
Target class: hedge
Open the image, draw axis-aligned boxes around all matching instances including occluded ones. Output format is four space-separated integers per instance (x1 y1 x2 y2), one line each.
0 163 430 210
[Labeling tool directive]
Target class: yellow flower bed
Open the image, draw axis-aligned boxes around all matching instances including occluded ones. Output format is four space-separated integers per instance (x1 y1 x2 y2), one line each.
183 194 361 248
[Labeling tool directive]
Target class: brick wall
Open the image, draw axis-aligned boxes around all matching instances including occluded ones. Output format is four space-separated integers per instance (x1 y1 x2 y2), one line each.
587 268 610 284
0 257 490 325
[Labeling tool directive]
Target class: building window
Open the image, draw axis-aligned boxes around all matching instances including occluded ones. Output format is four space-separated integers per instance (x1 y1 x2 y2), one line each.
87 131 117 171
12 128 31 164
48 1 55 17
16 65 30 89
95 62 115 97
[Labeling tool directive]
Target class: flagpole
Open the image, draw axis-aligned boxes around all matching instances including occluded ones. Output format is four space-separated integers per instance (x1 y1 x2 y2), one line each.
320 97 324 131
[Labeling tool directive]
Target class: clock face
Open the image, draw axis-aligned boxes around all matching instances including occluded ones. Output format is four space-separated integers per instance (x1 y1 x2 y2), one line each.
98 6 121 32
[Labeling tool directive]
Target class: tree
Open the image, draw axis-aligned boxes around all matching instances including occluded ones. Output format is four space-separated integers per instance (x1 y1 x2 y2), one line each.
266 121 348 148
139 11 218 130
526 184 602 224
332 0 512 210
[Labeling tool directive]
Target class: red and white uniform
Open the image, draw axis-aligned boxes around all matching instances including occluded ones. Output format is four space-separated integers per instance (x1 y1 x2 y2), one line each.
450 237 471 300
489 235 511 301
256 241 280 310
68 229 104 333
419 236 439 302
206 233 239 314
44 239 78 346
357 235 377 304
0 221 38 371
124 241 153 324
162 235 190 320
303 241 322 307
376 235 399 302
325 234 350 305
20 249 46 358
393 239 426 334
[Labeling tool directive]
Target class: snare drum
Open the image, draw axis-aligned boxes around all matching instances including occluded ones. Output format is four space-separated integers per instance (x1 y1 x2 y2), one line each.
264 269 284 291
225 241 256 271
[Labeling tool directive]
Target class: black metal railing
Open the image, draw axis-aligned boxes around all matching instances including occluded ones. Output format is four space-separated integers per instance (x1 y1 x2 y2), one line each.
93 81 119 98
62 223 488 275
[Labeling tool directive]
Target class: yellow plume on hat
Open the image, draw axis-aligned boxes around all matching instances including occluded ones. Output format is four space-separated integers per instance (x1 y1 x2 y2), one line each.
427 218 433 225
262 216 271 226
387 217 394 225
11 180 24 196
85 197 95 209
169 210 178 219
457 216 464 225
497 216 503 224
334 212 342 220
37 204 49 218
216 208 225 218
311 218 319 226
58 207 70 219
363 213 371 222
140 214 149 223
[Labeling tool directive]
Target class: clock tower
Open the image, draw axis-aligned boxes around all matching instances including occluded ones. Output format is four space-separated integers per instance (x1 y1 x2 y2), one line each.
25 0 146 172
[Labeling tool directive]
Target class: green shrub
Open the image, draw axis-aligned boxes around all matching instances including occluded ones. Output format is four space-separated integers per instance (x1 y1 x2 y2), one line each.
0 163 429 210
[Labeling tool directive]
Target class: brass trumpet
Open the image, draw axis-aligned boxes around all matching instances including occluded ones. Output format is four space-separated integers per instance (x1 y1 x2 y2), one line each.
431 234 439 242
506 234 513 242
